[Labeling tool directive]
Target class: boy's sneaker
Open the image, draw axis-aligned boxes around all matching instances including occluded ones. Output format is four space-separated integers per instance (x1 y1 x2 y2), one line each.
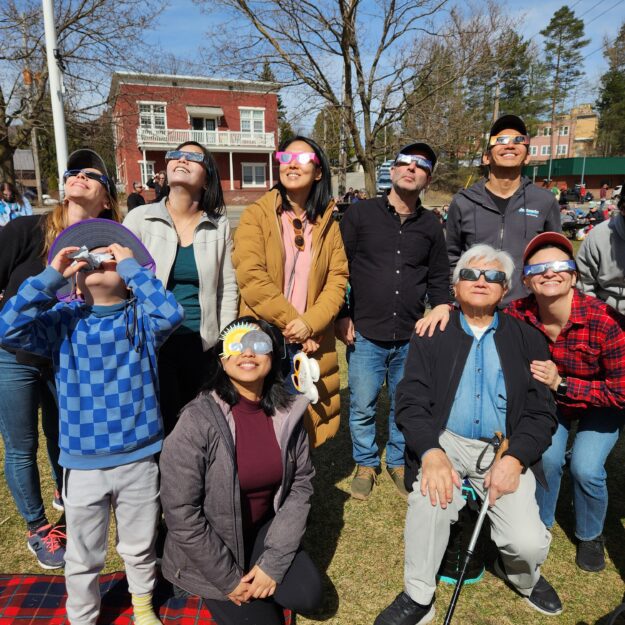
52 489 64 511
576 537 606 572
27 523 66 570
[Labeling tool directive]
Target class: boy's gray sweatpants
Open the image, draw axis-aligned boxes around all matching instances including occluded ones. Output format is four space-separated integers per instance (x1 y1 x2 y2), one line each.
63 456 160 625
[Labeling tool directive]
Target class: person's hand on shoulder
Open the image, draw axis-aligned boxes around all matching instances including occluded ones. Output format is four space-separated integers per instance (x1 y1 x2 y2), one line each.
415 304 451 337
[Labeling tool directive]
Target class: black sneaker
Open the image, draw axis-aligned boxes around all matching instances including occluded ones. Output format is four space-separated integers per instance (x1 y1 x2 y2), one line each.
374 592 435 625
493 556 562 616
576 537 606 572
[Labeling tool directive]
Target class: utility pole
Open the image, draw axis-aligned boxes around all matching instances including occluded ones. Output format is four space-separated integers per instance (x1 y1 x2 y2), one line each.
21 15 43 206
42 0 69 199
338 79 347 197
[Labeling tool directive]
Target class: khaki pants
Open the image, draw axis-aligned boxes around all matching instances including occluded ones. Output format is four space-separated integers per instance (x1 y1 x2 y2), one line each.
404 430 551 605
63 457 160 625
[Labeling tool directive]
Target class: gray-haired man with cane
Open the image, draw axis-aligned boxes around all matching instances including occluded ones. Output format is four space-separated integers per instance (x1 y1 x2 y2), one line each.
375 244 562 625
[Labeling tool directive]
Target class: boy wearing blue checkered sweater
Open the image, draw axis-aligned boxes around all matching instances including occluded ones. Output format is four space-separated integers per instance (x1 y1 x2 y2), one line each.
0 223 184 625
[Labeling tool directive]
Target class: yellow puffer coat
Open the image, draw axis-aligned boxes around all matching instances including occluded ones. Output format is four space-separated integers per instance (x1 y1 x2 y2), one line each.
232 190 348 447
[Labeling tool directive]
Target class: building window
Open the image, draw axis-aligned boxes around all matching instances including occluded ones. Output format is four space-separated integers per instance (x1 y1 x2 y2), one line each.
139 160 155 185
240 109 265 134
139 103 166 131
529 146 538 156
542 127 552 136
540 145 551 156
191 117 216 131
556 144 568 155
559 126 569 136
242 163 266 187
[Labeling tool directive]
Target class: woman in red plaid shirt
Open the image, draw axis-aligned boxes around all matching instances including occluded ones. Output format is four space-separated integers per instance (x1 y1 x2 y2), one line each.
507 232 625 574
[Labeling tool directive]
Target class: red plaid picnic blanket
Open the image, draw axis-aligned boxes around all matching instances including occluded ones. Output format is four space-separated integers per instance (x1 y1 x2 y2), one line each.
0 573 292 624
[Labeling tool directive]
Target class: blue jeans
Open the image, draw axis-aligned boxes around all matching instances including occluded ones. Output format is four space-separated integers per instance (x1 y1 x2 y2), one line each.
346 331 409 468
0 348 61 525
535 408 625 541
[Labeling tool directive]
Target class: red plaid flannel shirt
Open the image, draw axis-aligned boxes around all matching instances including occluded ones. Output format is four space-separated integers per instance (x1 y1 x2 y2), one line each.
507 289 625 414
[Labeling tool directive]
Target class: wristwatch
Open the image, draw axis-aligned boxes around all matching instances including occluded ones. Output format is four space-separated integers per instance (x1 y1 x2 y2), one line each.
556 377 568 397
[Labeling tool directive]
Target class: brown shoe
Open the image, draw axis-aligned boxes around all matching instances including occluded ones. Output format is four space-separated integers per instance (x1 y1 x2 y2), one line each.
387 466 409 498
351 465 378 500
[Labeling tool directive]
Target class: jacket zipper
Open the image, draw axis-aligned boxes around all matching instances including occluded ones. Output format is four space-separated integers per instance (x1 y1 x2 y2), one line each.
498 214 505 250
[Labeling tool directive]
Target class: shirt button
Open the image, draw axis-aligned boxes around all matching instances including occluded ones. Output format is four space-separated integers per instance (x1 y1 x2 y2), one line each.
395 290 399 295
477 368 481 373
397 250 401 254
475 419 480 424
399 230 402 234
396 270 400 274
393 312 397 316
476 394 480 399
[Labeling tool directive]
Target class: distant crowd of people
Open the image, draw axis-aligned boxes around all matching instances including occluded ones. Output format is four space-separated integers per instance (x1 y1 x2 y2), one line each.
1 113 625 625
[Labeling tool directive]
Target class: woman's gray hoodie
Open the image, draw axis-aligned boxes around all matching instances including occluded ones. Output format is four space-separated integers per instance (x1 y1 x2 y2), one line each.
446 177 561 302
159 391 313 600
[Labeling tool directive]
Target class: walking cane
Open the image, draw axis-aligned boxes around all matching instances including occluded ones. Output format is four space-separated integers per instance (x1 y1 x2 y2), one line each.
442 433 509 625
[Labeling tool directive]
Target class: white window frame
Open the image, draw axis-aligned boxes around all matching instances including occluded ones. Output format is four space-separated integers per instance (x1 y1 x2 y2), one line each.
557 144 568 155
239 107 265 134
138 101 167 131
138 160 155 185
529 146 538 156
241 162 267 188
190 116 217 132
540 145 551 156
559 126 569 136
542 127 552 136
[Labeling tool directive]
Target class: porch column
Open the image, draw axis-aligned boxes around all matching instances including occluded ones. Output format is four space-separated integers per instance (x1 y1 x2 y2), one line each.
141 148 147 185
268 152 273 188
229 151 234 191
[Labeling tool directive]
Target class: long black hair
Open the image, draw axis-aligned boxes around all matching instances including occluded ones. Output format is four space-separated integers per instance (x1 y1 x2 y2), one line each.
171 141 225 217
200 316 292 416
272 134 332 222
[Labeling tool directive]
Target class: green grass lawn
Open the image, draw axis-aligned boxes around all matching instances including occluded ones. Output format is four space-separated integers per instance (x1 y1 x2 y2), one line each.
2 341 625 624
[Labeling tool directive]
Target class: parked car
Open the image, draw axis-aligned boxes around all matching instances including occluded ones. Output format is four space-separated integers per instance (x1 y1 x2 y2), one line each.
376 173 392 195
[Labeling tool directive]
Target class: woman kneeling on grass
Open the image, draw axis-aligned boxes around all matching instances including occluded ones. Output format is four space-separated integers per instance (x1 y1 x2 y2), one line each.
159 317 322 625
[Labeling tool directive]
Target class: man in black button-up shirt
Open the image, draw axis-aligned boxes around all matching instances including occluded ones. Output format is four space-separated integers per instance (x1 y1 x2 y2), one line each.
336 142 451 500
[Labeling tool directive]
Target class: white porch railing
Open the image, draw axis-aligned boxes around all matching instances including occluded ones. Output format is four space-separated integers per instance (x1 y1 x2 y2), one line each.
137 128 275 149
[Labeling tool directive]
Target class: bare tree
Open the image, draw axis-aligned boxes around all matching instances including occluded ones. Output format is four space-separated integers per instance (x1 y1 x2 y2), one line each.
201 0 506 195
0 0 164 182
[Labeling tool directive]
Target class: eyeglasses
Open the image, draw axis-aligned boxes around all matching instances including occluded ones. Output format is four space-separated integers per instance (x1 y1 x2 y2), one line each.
393 153 433 173
165 150 205 163
275 151 320 166
290 216 305 252
488 134 530 147
220 324 274 358
523 259 576 276
458 268 507 284
63 169 110 188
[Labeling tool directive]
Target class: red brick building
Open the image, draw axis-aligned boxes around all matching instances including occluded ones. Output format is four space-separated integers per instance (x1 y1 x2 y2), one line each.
110 72 280 204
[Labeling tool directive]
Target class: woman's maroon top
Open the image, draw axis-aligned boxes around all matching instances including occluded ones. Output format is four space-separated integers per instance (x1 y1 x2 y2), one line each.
232 395 283 547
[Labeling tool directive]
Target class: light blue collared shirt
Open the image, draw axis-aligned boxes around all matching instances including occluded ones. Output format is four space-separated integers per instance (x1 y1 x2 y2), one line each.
446 312 507 440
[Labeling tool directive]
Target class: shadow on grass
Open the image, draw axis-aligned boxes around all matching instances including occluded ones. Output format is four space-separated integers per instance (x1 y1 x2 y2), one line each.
302 387 353 620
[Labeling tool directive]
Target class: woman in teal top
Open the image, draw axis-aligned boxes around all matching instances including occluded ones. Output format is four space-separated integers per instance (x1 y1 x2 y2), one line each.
0 182 33 227
124 141 238 434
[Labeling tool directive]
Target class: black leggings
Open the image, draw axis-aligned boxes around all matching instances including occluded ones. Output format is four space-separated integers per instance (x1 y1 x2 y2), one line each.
204 522 323 625
158 332 211 436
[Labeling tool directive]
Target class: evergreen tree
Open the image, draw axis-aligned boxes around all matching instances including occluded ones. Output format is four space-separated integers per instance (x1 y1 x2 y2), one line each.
259 61 294 143
596 22 625 156
540 5 589 167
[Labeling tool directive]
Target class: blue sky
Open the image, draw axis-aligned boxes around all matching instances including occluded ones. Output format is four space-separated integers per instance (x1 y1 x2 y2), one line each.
143 0 623 130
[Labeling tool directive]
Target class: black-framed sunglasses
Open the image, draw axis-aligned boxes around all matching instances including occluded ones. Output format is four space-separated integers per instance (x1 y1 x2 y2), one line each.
63 169 110 188
459 268 507 284
165 150 205 163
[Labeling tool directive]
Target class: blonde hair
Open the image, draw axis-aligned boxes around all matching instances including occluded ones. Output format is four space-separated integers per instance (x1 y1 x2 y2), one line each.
41 192 121 261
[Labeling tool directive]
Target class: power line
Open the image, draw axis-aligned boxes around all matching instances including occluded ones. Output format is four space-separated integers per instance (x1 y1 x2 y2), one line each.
578 0 607 19
584 0 624 27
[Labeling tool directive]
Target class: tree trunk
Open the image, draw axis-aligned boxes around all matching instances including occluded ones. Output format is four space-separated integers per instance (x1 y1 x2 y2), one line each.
0 137 16 183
